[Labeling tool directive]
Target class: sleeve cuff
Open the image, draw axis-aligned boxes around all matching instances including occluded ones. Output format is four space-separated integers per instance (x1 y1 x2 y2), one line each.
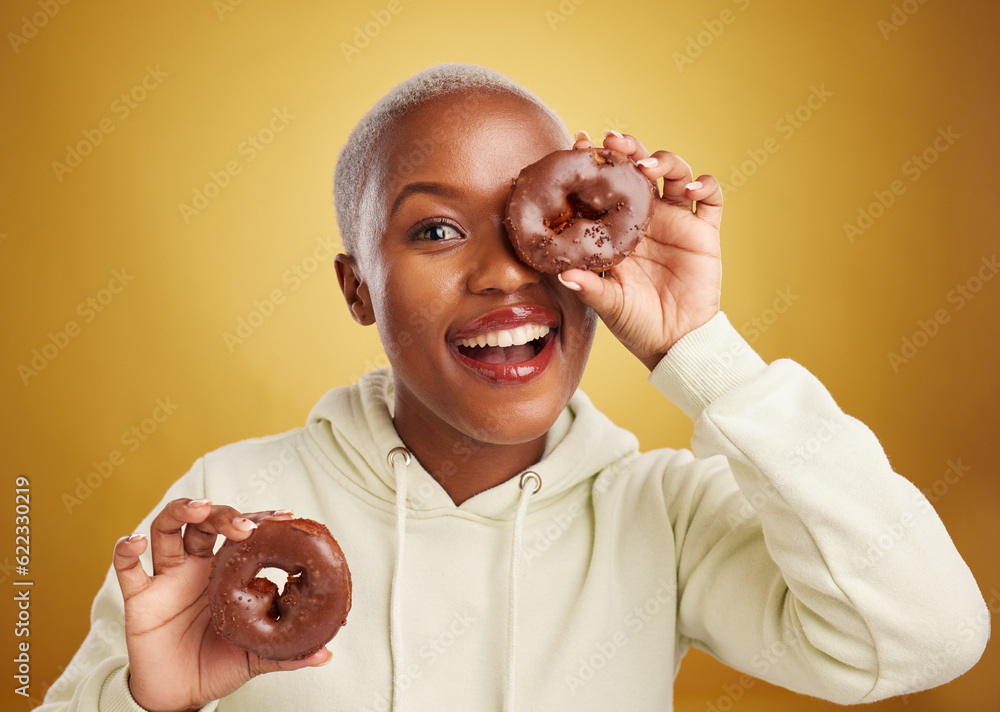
647 311 767 420
99 664 219 712
97 665 149 712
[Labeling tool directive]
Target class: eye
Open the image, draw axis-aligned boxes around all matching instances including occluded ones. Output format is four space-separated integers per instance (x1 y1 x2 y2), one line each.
409 219 463 242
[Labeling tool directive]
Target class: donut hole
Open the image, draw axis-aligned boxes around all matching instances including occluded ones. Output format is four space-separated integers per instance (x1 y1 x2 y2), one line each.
568 194 607 222
256 566 291 590
245 566 306 621
546 195 607 234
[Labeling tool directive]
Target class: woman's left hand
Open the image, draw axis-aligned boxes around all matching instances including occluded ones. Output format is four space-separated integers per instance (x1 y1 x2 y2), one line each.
559 131 723 370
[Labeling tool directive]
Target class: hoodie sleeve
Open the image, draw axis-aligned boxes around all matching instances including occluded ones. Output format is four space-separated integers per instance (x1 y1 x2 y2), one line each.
36 459 219 712
649 312 989 703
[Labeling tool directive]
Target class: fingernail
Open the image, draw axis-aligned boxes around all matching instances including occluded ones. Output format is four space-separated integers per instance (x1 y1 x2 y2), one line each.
317 649 334 666
234 518 257 532
685 181 703 191
574 130 591 143
604 129 624 139
187 499 210 508
558 273 582 291
273 509 294 517
126 533 146 543
635 157 658 168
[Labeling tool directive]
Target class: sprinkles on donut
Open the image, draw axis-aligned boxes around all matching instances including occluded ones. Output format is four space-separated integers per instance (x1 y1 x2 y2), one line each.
504 147 657 274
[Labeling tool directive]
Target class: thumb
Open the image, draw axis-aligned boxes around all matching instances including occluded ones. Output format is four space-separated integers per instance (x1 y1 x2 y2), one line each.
558 269 623 319
252 648 333 677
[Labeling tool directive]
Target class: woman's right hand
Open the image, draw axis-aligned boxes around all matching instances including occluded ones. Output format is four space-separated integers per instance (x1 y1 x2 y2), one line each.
112 498 331 712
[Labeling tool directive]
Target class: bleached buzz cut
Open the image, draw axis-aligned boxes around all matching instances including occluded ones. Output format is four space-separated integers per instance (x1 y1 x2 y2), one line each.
333 62 570 255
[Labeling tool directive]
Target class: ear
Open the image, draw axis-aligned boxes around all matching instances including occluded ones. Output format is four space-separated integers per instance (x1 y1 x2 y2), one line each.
334 254 375 326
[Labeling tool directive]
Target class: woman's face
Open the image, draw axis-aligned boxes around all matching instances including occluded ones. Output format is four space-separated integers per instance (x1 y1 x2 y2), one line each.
344 89 597 448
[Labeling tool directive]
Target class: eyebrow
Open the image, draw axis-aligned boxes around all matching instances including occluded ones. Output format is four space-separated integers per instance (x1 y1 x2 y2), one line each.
389 181 460 218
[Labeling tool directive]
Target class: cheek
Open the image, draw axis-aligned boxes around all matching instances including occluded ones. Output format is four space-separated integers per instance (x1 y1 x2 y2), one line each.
373 264 462 360
562 302 598 361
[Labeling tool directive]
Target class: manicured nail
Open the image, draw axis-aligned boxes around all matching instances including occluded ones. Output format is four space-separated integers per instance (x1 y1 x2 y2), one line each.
187 499 210 508
574 130 591 143
635 157 658 168
558 273 582 291
604 129 624 139
126 533 146 543
273 509 294 517
234 518 257 532
685 181 703 191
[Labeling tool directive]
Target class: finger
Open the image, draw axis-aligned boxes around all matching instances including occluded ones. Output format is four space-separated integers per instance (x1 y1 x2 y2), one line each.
149 498 215 575
184 507 293 557
687 174 723 230
251 647 333 678
197 504 259 543
602 131 651 162
572 130 594 150
182 520 218 558
558 269 622 319
634 151 695 206
243 509 296 525
113 533 152 600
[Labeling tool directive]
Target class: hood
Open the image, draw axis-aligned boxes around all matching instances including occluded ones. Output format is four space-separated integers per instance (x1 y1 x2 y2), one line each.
304 367 639 519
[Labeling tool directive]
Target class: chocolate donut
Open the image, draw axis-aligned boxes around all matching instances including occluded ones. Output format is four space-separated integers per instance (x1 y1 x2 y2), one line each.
504 147 657 273
209 517 351 661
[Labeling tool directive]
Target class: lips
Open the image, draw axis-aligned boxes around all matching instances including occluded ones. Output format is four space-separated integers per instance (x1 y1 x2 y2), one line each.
449 306 558 385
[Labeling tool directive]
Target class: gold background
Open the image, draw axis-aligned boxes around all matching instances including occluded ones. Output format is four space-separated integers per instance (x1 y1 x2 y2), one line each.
1 0 997 709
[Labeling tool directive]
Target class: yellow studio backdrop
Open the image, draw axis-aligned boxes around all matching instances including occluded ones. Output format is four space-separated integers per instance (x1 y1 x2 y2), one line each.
1 0 998 709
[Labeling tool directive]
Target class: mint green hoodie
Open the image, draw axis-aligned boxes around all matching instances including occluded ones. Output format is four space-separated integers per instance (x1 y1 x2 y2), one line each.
39 313 989 711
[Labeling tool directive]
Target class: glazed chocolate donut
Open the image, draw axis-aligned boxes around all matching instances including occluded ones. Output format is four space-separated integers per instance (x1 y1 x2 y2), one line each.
504 147 657 273
209 517 351 661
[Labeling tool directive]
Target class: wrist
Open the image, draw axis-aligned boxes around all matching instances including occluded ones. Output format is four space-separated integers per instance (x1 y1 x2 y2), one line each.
128 669 201 712
638 310 722 372
647 311 767 419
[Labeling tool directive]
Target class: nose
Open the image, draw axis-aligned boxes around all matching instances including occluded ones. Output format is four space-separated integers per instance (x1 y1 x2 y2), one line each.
466 218 541 295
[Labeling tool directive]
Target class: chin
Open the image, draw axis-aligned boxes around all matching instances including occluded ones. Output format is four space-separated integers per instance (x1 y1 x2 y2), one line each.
452 383 571 447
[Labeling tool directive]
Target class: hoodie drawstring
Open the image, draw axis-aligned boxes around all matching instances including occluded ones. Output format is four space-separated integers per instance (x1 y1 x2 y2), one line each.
385 447 540 712
387 447 411 712
504 471 540 712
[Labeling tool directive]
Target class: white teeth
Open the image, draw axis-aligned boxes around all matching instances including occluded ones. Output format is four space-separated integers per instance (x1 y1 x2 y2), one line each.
455 324 551 349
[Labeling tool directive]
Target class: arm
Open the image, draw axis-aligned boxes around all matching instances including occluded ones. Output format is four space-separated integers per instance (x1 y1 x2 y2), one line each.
653 311 989 701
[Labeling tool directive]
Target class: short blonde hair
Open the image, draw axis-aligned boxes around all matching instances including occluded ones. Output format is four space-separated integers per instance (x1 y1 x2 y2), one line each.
333 62 569 254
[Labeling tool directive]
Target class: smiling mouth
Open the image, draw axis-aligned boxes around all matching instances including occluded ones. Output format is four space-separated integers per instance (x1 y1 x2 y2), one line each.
454 325 554 365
